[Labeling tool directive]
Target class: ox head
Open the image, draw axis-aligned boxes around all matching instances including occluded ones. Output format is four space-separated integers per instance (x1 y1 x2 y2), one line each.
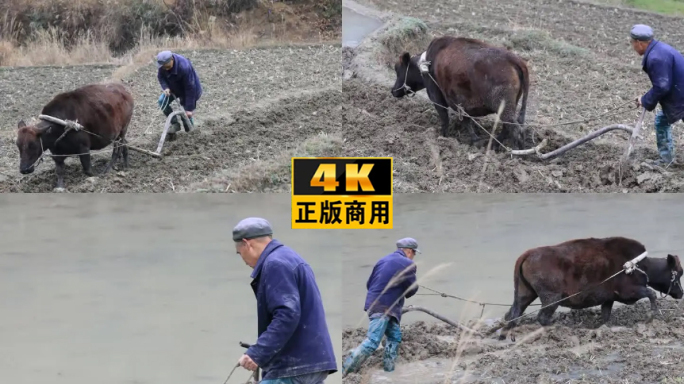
651 254 683 299
391 52 426 98
16 120 49 174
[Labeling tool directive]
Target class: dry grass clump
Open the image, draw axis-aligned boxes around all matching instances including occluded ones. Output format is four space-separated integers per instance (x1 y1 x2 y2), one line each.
0 0 340 67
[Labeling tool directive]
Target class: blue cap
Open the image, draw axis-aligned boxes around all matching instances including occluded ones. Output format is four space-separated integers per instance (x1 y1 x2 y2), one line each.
630 24 654 41
232 217 273 241
156 50 173 68
396 237 420 253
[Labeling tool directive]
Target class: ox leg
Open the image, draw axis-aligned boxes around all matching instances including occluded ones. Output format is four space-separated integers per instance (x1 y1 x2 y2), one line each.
103 144 121 175
536 294 561 326
121 138 129 170
79 153 95 177
599 301 614 327
638 287 658 323
464 118 481 146
500 287 538 341
434 104 450 137
425 82 450 137
494 103 522 151
53 157 67 190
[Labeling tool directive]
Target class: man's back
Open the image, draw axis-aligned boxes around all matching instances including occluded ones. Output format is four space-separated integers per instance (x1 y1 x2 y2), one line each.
364 250 418 323
248 240 337 380
642 40 684 123
157 53 203 111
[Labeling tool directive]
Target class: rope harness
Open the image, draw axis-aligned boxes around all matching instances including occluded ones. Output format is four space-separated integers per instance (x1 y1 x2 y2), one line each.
391 58 416 98
637 269 683 298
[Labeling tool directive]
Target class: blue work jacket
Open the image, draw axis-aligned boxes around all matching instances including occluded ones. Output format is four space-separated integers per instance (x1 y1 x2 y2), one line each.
157 53 203 112
245 239 337 380
363 249 418 323
641 39 684 124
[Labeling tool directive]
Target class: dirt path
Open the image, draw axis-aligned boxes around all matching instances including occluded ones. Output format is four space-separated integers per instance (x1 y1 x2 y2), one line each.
0 44 341 192
343 0 684 192
343 300 684 383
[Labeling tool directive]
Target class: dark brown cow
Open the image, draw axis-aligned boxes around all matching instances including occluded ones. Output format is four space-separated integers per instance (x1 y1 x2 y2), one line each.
391 36 530 150
16 82 134 190
501 236 683 340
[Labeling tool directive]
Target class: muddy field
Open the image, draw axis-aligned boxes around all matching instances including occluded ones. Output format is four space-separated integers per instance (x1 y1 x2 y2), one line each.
343 300 684 383
0 44 341 192
343 0 684 192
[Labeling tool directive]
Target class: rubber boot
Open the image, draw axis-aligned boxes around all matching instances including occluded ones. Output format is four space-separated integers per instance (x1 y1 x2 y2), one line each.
383 341 399 372
167 122 181 141
342 347 373 376
654 110 675 165
182 116 194 132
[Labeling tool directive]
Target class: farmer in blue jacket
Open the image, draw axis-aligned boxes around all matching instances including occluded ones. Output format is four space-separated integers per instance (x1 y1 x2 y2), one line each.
342 238 420 376
631 24 684 165
156 50 203 141
233 217 337 384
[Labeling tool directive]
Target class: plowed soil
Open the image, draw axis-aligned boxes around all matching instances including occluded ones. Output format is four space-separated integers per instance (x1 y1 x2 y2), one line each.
343 0 684 192
0 44 341 192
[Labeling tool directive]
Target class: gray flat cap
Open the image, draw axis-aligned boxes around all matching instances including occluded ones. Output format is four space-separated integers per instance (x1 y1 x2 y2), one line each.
630 24 654 41
156 50 173 68
232 217 273 241
396 237 421 253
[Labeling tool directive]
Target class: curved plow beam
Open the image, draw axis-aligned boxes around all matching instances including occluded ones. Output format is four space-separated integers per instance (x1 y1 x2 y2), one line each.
511 124 635 161
156 110 188 154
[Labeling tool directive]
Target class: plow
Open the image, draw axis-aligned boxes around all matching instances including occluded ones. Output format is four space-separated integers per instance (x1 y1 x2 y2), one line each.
508 108 647 166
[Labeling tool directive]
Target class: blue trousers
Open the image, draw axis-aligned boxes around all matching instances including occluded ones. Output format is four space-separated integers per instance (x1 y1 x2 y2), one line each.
157 93 193 133
654 109 675 163
260 371 329 384
342 314 402 374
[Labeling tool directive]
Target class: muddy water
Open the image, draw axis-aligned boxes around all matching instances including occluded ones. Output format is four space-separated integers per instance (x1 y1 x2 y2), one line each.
342 194 684 329
0 195 341 384
342 6 383 47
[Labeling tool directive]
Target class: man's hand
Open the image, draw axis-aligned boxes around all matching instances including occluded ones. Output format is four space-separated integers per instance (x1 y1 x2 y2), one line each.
635 96 642 108
164 88 171 96
185 111 193 118
238 354 258 371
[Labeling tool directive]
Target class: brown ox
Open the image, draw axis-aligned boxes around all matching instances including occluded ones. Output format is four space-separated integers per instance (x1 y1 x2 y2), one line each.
16 83 134 190
500 236 683 340
391 36 530 150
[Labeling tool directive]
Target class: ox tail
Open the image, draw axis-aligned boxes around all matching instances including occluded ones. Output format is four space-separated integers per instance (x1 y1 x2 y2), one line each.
511 56 530 127
512 252 534 305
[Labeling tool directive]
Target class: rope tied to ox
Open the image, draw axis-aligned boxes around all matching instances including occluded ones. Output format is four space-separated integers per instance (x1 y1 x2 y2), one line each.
416 285 542 319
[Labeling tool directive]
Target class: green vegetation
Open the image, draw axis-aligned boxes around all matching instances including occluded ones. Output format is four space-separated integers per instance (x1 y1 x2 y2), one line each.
595 0 684 16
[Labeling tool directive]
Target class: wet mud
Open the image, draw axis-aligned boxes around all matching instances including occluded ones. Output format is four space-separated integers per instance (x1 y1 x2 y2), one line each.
343 300 684 383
